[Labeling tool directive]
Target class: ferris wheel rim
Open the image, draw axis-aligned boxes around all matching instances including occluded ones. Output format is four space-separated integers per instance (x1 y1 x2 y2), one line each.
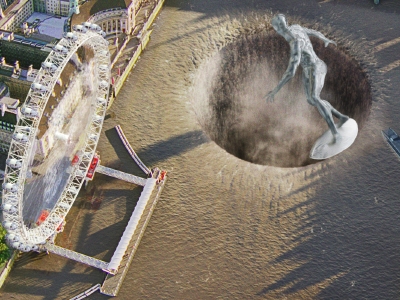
2 28 111 247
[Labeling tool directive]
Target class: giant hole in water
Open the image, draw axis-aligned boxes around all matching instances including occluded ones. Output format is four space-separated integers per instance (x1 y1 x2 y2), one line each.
192 31 372 168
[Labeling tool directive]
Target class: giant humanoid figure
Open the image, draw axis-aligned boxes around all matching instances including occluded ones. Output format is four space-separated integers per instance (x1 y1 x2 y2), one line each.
265 14 349 143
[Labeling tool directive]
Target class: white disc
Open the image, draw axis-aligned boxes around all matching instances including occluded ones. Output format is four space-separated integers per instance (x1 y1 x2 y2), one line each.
310 118 358 160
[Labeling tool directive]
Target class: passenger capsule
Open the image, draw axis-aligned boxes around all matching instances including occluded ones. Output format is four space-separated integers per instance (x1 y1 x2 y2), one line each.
21 106 39 118
91 23 102 32
93 114 103 122
31 83 47 92
11 241 20 249
98 64 108 71
98 80 108 89
63 32 78 41
21 245 31 252
75 169 85 178
53 44 68 54
12 132 29 143
2 221 18 230
89 134 98 141
5 233 19 242
2 182 18 193
82 22 92 28
73 25 87 33
42 62 57 72
6 158 22 168
96 97 106 105
1 203 18 214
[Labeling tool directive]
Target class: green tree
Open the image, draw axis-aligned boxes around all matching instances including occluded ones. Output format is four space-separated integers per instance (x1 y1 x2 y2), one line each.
0 225 11 265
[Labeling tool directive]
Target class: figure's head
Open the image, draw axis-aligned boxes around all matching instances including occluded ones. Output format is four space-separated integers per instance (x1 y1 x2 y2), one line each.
271 14 288 35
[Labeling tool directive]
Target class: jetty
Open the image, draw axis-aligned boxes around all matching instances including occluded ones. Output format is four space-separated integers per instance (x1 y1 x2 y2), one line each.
62 125 167 298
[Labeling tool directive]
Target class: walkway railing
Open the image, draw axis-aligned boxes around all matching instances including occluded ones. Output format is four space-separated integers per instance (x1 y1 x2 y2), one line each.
115 125 150 175
70 284 101 300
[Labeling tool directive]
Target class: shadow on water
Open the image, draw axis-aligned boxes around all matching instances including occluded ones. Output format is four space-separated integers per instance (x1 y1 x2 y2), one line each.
256 146 400 299
104 127 145 174
2 252 104 300
136 130 209 166
1 268 97 296
106 128 209 168
11 252 48 268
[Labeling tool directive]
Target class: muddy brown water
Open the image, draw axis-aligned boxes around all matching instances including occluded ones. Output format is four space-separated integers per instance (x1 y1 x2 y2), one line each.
2 0 400 299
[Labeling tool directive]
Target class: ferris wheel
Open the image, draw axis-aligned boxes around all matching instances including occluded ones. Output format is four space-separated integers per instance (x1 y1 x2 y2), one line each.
1 23 110 251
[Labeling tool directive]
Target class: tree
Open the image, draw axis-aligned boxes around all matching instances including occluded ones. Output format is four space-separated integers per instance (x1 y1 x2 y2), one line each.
0 225 11 265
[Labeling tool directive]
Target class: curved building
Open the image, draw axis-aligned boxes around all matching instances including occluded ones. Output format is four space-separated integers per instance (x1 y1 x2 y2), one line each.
71 0 143 35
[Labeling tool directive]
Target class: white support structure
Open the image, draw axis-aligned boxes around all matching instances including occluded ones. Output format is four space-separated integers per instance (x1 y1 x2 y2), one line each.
69 283 101 300
107 178 156 274
115 125 150 175
45 243 109 271
2 26 111 250
70 284 101 300
96 165 147 186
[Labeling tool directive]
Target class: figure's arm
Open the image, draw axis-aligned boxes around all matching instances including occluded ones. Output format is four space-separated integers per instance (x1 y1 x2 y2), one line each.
303 28 336 47
265 41 301 102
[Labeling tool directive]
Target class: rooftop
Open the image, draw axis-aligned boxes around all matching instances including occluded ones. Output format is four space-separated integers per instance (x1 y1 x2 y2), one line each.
71 0 130 26
0 96 19 109
25 13 67 39
0 0 31 28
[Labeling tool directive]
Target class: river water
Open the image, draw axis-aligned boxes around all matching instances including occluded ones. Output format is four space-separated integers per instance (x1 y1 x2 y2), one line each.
2 0 400 299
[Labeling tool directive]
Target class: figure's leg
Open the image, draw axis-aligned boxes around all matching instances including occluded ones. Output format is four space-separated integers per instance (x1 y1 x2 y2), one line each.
322 100 349 127
302 67 316 106
307 64 340 141
315 99 339 141
314 62 349 127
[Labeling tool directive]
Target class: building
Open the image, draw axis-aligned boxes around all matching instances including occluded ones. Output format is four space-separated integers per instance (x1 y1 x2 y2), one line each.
0 0 16 11
72 0 145 35
24 12 68 39
33 0 79 17
0 55 40 153
0 29 51 153
0 0 34 32
0 30 54 69
0 85 19 153
45 0 70 16
33 0 46 13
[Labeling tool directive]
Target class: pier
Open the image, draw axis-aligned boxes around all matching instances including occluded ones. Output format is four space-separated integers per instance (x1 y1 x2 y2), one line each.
101 170 166 296
43 124 167 297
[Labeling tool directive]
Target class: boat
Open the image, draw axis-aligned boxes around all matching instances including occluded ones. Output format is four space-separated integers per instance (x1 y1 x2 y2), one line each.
382 128 400 157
